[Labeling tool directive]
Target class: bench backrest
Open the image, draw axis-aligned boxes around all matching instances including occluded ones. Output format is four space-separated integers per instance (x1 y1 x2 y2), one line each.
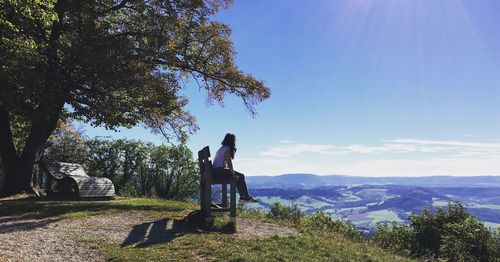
198 146 213 181
43 161 90 180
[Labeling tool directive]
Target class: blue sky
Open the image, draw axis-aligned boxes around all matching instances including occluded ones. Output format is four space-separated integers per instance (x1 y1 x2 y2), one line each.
83 0 500 177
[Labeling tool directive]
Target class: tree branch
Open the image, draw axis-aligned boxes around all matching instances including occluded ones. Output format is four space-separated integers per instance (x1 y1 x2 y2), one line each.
100 0 129 14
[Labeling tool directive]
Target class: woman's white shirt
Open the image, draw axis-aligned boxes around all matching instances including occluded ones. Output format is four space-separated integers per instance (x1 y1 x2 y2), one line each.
213 145 230 168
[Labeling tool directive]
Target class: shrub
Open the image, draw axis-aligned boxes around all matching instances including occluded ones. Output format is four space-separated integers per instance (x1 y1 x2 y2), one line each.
372 222 413 257
374 201 499 262
266 202 303 222
491 228 500 260
302 211 362 240
438 216 492 262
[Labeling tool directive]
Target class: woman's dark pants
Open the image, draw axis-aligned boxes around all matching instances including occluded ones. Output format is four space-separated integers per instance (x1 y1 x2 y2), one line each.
212 168 250 198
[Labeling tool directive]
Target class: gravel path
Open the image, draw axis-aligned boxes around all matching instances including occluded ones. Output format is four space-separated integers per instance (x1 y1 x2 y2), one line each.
0 216 107 262
0 212 295 262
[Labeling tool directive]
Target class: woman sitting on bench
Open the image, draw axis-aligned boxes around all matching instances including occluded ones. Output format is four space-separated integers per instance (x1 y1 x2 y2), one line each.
212 133 258 202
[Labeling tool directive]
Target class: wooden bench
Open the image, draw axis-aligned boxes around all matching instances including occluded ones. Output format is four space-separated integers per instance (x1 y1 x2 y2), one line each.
198 146 236 230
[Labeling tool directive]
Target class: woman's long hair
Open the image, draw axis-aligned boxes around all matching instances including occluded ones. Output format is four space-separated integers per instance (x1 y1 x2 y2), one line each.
221 133 237 159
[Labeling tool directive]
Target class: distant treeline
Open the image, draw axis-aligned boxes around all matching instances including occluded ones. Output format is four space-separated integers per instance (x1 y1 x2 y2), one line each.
0 123 199 201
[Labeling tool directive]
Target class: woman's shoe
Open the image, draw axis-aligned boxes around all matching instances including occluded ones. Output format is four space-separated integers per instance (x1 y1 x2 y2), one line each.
240 196 258 203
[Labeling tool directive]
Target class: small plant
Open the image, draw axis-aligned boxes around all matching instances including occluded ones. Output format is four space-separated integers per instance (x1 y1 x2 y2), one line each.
301 211 362 240
266 202 303 222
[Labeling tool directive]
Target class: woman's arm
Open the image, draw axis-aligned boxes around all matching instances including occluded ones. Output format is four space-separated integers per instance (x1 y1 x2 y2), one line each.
224 151 237 178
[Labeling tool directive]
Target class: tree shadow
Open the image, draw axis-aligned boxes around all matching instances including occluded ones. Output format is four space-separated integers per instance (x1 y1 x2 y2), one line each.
0 198 185 220
0 216 62 234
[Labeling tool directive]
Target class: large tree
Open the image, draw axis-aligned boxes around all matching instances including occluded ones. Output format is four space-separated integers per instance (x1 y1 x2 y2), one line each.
0 0 270 194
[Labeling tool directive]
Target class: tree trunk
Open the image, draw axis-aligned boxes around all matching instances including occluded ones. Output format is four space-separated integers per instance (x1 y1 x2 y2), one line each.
0 105 61 196
3 156 36 194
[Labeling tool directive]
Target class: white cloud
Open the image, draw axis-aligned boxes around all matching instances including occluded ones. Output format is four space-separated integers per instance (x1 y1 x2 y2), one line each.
258 143 342 157
238 138 500 176
383 138 500 149
258 139 500 158
235 155 500 177
334 156 500 177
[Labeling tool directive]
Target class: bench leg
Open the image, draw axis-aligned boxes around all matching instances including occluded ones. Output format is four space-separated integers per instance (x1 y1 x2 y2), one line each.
229 180 236 232
222 183 228 207
203 178 213 228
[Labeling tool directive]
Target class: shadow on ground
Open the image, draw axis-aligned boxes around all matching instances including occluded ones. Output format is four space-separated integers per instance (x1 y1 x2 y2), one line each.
0 216 63 234
0 197 185 220
122 211 237 248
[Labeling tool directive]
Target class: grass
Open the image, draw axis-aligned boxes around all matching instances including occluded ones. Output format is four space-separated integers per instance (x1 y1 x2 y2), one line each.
0 195 414 262
0 196 196 220
83 229 413 262
84 232 413 261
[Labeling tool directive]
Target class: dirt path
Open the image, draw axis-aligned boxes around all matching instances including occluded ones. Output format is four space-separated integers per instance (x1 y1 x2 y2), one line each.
0 212 296 262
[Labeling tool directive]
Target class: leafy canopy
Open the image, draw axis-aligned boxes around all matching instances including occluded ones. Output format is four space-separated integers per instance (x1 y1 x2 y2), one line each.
0 0 270 143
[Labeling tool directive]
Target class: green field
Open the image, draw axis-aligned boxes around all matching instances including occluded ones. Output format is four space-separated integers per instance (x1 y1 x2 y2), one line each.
366 210 402 224
255 196 292 206
468 204 500 210
432 200 450 207
484 221 500 229
294 196 332 209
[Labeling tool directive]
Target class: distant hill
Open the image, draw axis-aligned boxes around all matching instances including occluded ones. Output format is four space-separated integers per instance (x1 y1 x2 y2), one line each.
246 174 500 188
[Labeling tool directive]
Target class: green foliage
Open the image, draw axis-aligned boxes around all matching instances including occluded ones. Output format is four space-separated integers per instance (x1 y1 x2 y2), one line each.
82 138 199 201
37 122 199 201
0 0 269 194
438 216 492 262
373 222 413 257
301 211 363 241
266 202 303 222
0 0 270 143
492 228 500 260
44 120 87 163
373 202 500 262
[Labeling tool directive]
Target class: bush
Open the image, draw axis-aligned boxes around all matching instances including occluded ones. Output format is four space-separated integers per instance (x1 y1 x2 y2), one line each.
372 222 413 256
266 202 303 222
374 201 499 262
302 211 362 240
438 216 492 262
492 228 500 260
